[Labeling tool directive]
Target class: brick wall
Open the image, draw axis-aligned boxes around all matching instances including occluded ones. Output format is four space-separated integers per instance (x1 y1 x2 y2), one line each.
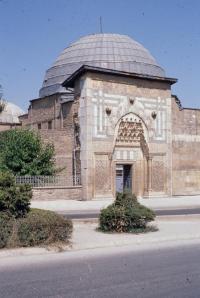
39 129 74 179
22 94 62 130
32 186 82 200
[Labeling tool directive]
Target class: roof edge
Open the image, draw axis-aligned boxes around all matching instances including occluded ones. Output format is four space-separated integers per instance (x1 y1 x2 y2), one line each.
30 91 73 103
62 65 177 88
172 95 200 111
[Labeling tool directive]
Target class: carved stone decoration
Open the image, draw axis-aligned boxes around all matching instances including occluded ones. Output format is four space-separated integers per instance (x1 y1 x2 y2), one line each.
105 107 111 115
140 133 149 159
116 117 149 159
95 155 111 195
151 111 157 119
152 160 165 192
116 118 144 145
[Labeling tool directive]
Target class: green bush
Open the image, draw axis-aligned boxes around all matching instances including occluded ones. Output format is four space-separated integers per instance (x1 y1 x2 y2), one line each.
99 192 155 233
0 212 14 248
0 172 32 218
17 209 73 247
115 191 138 208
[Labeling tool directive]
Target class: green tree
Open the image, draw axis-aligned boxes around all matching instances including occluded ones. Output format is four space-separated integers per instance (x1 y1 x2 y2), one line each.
0 129 56 175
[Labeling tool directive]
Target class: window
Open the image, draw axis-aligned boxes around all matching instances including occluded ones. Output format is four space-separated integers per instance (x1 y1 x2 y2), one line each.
48 121 52 130
38 123 41 130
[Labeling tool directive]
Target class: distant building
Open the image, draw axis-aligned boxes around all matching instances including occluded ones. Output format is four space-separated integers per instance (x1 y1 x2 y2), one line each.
20 33 200 200
0 101 24 131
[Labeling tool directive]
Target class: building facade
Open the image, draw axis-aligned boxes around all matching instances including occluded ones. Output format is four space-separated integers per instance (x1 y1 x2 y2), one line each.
20 33 200 200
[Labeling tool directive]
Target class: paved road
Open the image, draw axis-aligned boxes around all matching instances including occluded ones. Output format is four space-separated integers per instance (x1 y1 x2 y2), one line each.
1 244 200 297
62 207 200 219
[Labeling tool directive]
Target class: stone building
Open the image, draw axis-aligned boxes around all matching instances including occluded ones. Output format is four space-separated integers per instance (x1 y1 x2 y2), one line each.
0 101 24 131
20 33 200 200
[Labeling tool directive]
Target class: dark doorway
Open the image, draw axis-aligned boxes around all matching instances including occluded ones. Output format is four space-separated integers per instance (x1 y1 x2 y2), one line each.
116 164 132 193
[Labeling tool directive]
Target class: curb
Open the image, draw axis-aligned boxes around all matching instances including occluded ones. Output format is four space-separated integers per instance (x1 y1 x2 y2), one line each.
1 235 200 261
59 208 200 220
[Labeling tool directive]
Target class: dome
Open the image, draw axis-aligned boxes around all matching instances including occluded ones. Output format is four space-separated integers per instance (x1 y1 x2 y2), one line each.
39 33 166 97
0 101 24 124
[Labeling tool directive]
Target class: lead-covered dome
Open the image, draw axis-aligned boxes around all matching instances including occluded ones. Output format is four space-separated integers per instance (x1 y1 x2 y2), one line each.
0 101 24 124
39 33 165 97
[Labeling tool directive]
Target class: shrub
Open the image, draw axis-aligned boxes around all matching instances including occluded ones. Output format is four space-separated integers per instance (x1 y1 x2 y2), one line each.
99 192 155 233
115 191 138 208
0 172 32 218
17 209 73 247
0 212 14 248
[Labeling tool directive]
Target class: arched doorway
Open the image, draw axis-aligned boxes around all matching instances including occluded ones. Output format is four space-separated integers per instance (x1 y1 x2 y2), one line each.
113 113 149 196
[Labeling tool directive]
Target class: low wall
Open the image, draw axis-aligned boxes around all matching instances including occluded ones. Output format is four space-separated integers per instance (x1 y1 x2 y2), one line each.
32 186 82 200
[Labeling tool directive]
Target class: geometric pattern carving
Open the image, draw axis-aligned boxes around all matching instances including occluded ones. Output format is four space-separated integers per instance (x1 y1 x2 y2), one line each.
116 118 144 145
152 160 165 192
116 117 149 159
95 155 111 195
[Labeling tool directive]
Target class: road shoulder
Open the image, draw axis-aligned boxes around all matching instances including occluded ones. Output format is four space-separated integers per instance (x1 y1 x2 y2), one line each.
1 216 200 262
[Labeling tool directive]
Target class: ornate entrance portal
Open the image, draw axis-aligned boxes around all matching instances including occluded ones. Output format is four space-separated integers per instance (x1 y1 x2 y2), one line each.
114 113 150 196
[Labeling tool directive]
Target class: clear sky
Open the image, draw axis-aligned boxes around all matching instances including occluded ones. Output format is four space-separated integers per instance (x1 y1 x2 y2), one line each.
0 0 200 111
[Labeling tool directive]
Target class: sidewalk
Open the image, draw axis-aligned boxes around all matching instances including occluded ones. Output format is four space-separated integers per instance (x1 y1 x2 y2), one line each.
72 217 200 251
31 195 200 213
1 217 200 260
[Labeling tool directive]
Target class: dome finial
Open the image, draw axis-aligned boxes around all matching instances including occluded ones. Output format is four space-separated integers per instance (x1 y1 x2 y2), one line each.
99 16 103 33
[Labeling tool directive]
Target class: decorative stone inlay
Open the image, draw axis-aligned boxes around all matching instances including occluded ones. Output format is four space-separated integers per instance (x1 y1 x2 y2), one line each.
114 148 140 160
91 89 168 142
173 134 200 142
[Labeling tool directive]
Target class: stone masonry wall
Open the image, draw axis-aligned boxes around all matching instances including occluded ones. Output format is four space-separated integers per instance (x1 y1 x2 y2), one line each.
78 72 172 199
0 124 21 131
172 98 200 195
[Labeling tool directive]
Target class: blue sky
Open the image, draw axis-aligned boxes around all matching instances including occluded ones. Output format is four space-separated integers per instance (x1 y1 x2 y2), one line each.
0 0 200 111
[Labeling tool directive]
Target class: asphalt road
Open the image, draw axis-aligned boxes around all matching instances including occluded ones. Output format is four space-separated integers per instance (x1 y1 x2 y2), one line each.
1 244 200 297
62 207 200 219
